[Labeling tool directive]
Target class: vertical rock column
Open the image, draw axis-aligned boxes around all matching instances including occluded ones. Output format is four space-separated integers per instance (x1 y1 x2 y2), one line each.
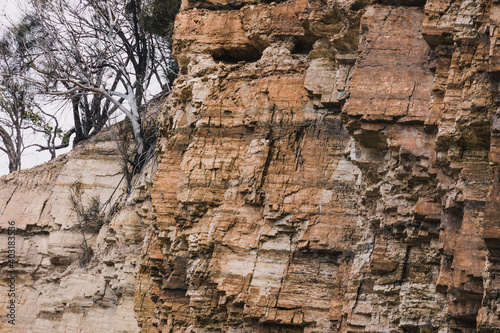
341 5 446 332
423 0 499 330
138 0 367 332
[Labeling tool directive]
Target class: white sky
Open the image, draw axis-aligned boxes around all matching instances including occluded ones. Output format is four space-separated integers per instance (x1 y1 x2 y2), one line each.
0 0 25 29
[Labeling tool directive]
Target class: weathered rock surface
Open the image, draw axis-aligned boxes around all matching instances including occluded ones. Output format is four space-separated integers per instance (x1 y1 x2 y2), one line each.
0 130 151 332
140 0 500 331
2 0 500 332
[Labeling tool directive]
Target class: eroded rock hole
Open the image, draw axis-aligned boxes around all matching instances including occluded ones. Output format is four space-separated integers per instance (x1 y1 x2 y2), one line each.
212 46 262 64
291 37 316 54
444 206 464 229
375 0 427 7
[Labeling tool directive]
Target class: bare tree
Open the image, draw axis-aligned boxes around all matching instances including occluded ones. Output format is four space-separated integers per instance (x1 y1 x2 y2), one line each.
0 18 65 172
0 76 25 172
25 0 178 157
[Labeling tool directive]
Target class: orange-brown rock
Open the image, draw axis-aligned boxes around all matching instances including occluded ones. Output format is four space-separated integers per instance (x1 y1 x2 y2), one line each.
139 0 500 331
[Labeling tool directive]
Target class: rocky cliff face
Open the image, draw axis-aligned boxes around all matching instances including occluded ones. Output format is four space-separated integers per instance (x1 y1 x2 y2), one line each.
140 0 500 331
1 0 500 332
0 130 151 332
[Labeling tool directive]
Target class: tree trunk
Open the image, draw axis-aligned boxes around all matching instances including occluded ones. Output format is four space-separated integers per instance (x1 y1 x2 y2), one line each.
0 126 19 173
130 117 144 156
72 95 87 146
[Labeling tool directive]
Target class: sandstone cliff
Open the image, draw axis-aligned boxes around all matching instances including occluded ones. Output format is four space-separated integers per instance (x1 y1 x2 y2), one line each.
0 129 150 332
1 0 500 332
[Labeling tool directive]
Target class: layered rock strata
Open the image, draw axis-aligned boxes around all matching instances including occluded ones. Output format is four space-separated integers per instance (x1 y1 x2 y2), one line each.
137 0 365 330
0 130 152 332
139 0 500 332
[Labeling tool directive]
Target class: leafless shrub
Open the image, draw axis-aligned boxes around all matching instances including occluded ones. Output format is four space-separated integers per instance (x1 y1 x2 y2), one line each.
69 181 108 267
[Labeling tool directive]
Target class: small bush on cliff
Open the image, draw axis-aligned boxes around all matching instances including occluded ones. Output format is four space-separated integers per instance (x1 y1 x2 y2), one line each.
114 113 158 193
69 181 109 267
114 119 136 192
